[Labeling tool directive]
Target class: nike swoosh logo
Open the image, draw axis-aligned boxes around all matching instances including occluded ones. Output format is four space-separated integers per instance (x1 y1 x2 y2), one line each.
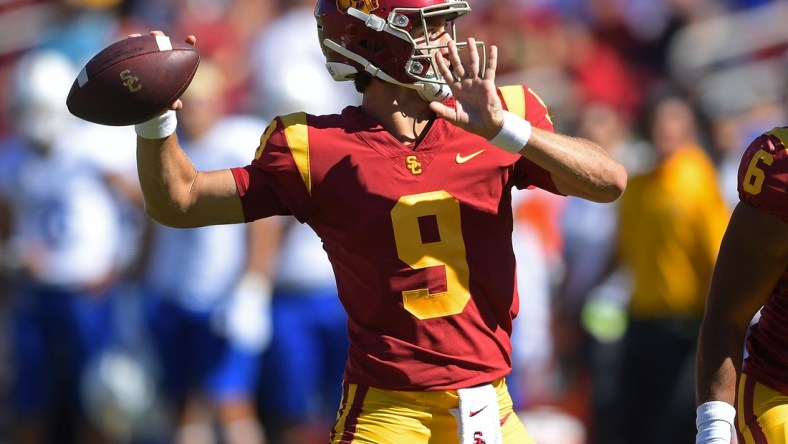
469 405 487 417
456 149 485 164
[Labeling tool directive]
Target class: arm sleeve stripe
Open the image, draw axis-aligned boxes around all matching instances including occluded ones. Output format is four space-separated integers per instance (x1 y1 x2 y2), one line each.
498 85 527 119
281 112 312 195
766 127 788 148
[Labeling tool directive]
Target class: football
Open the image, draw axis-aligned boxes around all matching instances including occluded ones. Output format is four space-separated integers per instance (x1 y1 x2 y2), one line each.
66 35 200 126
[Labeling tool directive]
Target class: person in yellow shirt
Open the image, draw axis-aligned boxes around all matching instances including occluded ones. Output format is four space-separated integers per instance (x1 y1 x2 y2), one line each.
613 91 730 444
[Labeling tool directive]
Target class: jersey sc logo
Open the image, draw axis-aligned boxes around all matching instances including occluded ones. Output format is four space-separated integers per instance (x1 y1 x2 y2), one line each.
406 155 422 175
337 0 380 14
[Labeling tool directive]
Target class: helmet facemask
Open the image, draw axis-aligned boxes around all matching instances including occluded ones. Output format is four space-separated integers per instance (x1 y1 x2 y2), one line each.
393 4 486 99
318 1 486 102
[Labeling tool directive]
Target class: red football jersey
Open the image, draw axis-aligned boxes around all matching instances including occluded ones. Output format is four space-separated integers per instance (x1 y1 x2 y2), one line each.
232 86 558 390
738 127 788 392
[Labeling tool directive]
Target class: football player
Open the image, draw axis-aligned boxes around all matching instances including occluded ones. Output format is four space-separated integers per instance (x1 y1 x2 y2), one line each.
130 0 627 442
140 60 276 444
1 49 144 444
695 128 788 444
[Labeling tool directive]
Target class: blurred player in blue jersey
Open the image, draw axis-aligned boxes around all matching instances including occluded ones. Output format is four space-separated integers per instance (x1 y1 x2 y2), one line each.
249 1 356 442
140 60 279 444
0 49 143 444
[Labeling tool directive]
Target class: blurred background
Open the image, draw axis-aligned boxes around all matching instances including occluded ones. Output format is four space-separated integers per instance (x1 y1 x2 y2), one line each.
0 0 786 443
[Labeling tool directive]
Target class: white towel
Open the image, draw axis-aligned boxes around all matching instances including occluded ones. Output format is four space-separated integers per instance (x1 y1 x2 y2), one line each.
450 384 503 444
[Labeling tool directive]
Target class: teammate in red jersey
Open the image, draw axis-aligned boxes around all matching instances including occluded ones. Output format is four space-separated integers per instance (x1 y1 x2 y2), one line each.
695 128 788 444
131 0 626 442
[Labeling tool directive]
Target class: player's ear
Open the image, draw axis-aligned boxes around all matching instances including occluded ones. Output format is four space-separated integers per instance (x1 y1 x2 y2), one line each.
354 72 373 93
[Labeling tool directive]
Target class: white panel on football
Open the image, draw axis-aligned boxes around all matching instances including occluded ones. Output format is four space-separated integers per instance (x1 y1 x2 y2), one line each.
78 67 89 87
155 35 172 52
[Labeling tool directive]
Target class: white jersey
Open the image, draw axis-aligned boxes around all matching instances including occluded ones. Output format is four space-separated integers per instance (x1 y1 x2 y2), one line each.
0 122 137 287
274 220 337 292
144 115 266 311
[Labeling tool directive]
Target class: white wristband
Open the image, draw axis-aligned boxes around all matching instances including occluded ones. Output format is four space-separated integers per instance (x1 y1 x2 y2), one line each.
135 110 177 140
489 111 532 154
695 401 736 444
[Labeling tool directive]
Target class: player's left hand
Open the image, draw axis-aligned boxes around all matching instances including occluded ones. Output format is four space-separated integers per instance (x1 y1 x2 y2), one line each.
430 39 504 140
211 272 273 353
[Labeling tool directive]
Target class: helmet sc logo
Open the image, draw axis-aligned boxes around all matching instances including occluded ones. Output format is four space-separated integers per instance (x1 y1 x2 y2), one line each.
337 0 380 14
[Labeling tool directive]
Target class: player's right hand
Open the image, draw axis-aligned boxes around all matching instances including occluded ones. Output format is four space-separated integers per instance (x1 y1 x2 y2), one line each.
125 30 197 111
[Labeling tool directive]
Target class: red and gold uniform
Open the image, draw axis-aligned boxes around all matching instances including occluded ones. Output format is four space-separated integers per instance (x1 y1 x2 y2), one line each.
233 86 555 395
735 127 788 443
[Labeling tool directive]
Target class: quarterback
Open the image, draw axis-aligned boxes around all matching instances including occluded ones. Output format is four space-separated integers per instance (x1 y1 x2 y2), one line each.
696 128 788 444
132 0 626 442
